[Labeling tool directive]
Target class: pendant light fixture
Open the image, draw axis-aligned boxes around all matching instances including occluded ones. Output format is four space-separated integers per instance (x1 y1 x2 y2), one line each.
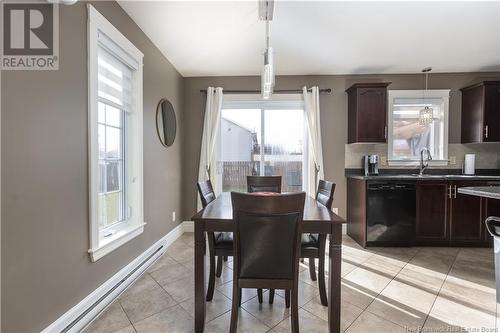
419 67 434 126
259 0 275 99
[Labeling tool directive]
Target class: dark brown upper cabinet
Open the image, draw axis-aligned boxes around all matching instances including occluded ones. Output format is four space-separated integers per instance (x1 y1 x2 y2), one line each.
346 82 391 143
461 81 500 143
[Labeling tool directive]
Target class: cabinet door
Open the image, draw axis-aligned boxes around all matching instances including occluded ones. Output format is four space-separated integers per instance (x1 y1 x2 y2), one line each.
461 85 484 143
484 85 500 142
449 181 484 243
416 182 449 244
356 88 387 142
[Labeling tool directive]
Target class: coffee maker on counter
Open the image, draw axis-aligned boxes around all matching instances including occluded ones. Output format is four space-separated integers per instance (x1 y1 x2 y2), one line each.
363 155 379 176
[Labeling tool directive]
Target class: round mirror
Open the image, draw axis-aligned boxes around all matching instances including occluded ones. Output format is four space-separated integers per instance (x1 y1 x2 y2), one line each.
156 99 176 147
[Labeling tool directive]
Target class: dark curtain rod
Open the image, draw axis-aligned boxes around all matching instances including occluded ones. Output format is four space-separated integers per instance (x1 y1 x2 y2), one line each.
199 88 332 94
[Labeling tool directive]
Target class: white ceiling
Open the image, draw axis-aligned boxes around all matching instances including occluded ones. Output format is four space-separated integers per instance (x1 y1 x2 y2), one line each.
118 1 500 77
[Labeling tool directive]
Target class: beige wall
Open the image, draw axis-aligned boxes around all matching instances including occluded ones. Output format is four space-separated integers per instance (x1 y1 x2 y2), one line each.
1 2 184 332
182 73 500 221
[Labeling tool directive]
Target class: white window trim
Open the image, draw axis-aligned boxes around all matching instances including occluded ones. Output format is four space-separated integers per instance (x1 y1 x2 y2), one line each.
87 5 144 262
387 89 450 167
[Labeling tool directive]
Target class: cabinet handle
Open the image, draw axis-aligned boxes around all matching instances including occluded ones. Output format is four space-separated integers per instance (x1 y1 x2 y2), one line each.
453 185 457 199
448 185 452 199
485 125 489 139
384 126 387 140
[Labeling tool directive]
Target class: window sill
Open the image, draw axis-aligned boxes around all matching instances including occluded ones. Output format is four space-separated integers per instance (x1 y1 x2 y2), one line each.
88 222 146 262
387 160 449 167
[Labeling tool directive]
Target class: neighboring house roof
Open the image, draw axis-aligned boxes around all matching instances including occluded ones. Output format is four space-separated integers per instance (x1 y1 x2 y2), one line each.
222 117 255 134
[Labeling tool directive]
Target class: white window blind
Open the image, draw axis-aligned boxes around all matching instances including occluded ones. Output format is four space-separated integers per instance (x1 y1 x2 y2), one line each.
98 46 133 112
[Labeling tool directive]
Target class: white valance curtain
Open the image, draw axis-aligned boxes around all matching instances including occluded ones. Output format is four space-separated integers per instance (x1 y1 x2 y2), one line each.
303 86 325 195
198 87 224 209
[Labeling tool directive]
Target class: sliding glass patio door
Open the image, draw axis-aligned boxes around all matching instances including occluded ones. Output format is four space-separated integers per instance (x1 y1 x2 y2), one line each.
215 96 308 193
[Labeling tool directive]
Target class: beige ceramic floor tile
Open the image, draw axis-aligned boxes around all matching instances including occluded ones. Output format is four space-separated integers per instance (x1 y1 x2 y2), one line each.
147 255 179 274
149 261 192 286
205 308 270 333
241 293 291 327
276 281 320 307
112 326 135 333
366 279 437 327
121 273 159 299
84 302 131 333
343 266 393 295
161 274 195 303
179 290 232 322
119 284 177 323
215 280 263 303
341 281 377 310
346 311 406 333
302 296 364 331
439 274 496 314
428 295 496 329
133 305 193 333
271 308 329 333
165 241 194 263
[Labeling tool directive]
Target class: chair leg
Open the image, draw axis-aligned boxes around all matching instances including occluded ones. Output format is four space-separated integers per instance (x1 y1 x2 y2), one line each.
318 236 328 306
308 258 317 281
285 289 290 308
206 235 216 301
223 256 228 262
269 289 275 304
216 255 223 278
230 286 240 333
238 288 242 306
291 288 300 333
257 289 263 303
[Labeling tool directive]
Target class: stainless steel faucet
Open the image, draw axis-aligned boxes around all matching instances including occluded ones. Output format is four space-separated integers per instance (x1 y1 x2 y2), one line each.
419 148 433 176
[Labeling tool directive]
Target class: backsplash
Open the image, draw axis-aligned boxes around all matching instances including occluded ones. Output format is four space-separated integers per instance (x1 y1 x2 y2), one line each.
345 143 500 169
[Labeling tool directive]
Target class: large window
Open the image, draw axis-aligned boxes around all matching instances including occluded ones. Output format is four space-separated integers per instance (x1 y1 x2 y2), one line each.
387 90 450 166
88 5 144 261
216 95 308 193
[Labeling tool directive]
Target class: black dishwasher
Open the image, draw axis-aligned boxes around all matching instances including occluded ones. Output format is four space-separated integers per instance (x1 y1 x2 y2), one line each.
366 182 416 246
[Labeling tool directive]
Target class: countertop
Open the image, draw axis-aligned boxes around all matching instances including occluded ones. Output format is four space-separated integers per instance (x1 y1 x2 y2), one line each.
458 186 500 200
347 174 500 181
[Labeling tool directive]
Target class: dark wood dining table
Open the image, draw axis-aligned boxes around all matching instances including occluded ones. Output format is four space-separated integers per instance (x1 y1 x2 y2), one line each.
191 192 346 333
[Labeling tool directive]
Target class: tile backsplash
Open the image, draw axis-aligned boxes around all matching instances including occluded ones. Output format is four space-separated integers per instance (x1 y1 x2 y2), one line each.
345 143 500 169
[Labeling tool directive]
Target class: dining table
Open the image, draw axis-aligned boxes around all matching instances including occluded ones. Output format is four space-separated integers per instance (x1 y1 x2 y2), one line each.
191 192 346 333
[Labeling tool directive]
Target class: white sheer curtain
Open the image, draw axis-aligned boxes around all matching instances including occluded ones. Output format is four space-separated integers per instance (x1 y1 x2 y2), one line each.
303 86 325 196
198 87 223 209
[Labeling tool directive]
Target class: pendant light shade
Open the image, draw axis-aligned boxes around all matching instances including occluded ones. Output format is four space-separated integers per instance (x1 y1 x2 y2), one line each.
259 1 275 99
419 67 433 126
262 47 274 99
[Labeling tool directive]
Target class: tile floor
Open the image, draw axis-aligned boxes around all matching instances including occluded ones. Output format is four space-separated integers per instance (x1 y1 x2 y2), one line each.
85 233 497 333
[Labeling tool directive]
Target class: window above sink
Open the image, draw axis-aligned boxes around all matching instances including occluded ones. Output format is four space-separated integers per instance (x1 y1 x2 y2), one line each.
387 90 450 167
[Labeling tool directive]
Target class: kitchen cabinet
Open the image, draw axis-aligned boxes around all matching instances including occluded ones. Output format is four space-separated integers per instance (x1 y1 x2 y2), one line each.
347 177 498 248
346 83 391 143
449 181 485 244
461 81 500 143
416 181 449 244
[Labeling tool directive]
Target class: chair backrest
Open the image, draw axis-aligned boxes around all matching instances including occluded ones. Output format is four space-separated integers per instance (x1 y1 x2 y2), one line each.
231 192 305 281
247 176 282 193
316 180 336 210
197 180 216 208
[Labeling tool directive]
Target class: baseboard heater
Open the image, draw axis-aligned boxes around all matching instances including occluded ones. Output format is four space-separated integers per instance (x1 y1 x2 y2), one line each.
62 245 164 333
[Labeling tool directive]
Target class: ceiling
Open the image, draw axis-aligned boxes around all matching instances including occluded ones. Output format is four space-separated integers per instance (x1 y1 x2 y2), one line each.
118 1 500 77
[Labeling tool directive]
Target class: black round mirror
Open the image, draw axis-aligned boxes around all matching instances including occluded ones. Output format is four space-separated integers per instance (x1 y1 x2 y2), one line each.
156 99 176 147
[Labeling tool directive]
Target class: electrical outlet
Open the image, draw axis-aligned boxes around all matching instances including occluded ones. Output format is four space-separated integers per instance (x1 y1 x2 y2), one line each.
449 156 456 165
172 211 176 222
332 208 339 214
380 156 387 166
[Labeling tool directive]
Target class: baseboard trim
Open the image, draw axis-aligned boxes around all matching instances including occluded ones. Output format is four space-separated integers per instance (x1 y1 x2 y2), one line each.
42 222 190 333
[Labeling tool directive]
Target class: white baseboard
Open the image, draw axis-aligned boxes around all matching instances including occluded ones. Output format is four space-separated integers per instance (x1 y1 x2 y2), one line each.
42 221 191 333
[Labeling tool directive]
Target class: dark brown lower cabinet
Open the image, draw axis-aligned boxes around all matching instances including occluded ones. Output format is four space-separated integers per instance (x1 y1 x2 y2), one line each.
449 181 485 245
416 182 449 244
416 180 493 247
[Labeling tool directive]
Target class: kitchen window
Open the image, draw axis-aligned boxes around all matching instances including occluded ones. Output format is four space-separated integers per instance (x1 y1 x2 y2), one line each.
215 95 309 193
88 5 144 262
387 90 450 166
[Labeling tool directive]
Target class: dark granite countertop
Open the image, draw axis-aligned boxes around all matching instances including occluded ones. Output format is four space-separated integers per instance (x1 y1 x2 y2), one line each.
345 169 500 181
458 186 500 200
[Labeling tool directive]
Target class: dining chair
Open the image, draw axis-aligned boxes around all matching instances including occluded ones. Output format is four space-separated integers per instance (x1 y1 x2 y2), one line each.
230 192 305 333
246 175 282 193
197 180 233 301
